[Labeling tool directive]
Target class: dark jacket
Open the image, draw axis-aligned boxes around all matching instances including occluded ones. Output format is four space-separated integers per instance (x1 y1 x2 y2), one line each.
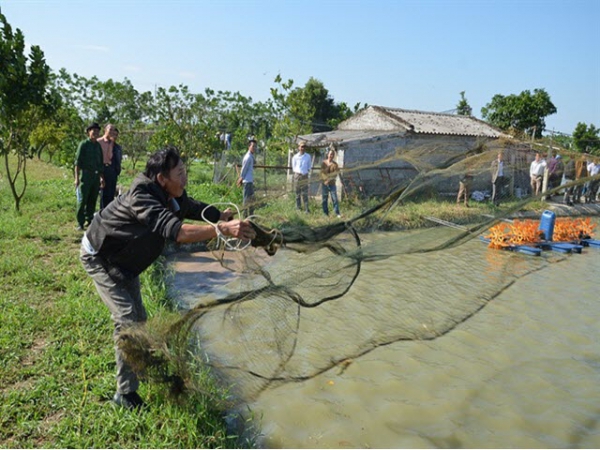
86 173 220 279
111 143 123 176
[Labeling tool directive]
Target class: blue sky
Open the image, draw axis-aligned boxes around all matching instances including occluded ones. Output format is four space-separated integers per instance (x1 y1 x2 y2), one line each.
2 0 599 134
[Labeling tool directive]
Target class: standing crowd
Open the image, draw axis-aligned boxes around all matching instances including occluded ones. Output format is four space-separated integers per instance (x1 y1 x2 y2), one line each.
455 151 599 208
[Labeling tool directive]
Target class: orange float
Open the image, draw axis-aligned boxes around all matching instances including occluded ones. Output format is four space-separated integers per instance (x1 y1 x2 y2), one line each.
485 218 595 249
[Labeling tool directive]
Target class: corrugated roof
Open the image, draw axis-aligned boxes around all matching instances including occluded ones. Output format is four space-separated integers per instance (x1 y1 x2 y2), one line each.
337 105 508 138
298 129 403 147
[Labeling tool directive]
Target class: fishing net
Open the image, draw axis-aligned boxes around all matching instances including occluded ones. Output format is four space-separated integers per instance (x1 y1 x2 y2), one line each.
119 137 600 405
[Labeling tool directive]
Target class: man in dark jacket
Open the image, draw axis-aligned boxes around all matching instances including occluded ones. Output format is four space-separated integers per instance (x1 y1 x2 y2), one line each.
74 122 104 229
80 147 255 410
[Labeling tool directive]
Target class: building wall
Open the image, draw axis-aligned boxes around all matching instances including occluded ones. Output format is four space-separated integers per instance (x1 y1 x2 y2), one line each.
338 134 489 198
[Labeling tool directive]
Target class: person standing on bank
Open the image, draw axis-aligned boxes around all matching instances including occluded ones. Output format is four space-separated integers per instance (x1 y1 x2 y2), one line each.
490 152 504 207
80 147 256 410
574 155 589 203
74 122 104 230
292 141 312 212
320 147 341 217
237 138 256 216
530 152 547 197
456 172 472 207
563 157 576 206
98 124 119 209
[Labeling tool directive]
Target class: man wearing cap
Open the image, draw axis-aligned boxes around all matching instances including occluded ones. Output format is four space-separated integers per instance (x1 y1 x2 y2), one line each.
237 138 256 216
292 141 312 212
74 123 104 230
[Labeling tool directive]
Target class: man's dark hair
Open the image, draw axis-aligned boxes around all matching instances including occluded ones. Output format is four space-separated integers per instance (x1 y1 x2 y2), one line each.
144 147 181 182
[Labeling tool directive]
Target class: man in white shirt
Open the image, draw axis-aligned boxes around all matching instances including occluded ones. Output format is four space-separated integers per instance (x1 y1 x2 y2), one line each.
292 141 312 212
585 159 599 203
529 152 546 197
237 139 256 216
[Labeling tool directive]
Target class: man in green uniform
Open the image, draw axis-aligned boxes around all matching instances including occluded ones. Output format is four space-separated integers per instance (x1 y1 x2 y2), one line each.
74 123 104 230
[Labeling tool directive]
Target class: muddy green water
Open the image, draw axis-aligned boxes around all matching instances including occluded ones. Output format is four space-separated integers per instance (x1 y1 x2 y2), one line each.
169 231 599 448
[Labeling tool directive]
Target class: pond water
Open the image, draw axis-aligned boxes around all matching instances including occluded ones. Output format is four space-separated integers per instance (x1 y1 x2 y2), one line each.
168 225 599 449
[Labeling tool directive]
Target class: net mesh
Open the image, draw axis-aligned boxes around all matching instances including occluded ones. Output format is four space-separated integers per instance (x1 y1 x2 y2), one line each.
119 138 600 405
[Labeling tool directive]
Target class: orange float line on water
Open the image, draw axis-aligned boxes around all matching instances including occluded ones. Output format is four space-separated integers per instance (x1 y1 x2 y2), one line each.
485 218 596 249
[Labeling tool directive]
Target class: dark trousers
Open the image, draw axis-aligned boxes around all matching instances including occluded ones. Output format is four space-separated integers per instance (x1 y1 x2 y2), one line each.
101 166 118 209
563 178 574 205
586 180 599 203
77 170 100 227
322 183 340 216
491 176 504 206
242 182 255 216
294 173 309 212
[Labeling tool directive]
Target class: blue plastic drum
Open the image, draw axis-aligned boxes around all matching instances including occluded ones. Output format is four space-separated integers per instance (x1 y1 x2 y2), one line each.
539 210 556 241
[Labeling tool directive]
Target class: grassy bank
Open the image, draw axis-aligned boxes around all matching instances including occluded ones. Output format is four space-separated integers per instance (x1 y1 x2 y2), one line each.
0 159 248 448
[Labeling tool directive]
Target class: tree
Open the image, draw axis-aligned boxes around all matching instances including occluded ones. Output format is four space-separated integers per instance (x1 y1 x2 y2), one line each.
150 85 224 170
0 12 54 211
286 77 360 132
481 88 557 138
268 75 360 156
572 122 600 155
456 91 472 116
268 75 313 156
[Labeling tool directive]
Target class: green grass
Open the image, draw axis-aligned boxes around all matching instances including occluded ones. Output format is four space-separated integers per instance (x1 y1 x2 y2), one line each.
0 159 251 448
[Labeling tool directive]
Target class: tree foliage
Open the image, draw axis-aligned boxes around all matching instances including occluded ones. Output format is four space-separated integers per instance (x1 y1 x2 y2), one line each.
481 88 557 138
456 91 472 116
286 77 361 133
0 12 54 211
268 75 361 157
572 122 600 155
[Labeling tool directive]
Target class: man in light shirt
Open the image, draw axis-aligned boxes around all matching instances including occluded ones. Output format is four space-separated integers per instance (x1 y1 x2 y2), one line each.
530 152 547 197
98 124 117 209
292 141 312 212
237 138 256 216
